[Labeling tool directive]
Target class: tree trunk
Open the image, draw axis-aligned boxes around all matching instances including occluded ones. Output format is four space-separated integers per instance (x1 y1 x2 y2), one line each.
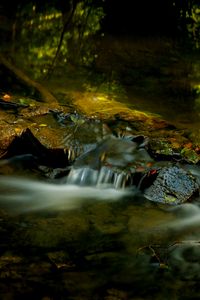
0 54 58 104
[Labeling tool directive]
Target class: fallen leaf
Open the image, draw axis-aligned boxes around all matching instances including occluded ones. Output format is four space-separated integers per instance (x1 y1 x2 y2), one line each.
184 142 193 149
14 128 22 134
3 94 11 101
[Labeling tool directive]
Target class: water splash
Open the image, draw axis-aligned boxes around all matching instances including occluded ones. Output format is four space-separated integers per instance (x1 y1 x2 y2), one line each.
67 166 131 188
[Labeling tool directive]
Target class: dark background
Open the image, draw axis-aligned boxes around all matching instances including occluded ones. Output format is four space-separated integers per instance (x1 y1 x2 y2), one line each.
0 0 199 38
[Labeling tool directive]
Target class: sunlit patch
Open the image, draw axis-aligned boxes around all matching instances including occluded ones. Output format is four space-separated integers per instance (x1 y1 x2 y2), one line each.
72 91 161 122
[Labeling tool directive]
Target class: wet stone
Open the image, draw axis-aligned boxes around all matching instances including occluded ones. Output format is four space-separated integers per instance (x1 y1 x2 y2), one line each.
144 165 199 205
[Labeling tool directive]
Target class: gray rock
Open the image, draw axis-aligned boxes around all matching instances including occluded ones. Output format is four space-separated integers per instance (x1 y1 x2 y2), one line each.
144 166 199 205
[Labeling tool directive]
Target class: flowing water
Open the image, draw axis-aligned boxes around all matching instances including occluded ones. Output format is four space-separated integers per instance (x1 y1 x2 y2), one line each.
0 158 200 299
0 124 199 297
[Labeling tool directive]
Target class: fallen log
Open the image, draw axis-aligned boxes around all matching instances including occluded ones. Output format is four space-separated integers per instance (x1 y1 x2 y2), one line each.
0 54 58 104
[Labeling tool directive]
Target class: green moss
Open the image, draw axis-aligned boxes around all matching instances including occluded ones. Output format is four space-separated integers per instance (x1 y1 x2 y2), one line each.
181 148 200 163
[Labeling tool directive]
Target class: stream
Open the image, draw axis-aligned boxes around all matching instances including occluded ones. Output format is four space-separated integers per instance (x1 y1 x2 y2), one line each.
0 37 200 299
0 130 199 299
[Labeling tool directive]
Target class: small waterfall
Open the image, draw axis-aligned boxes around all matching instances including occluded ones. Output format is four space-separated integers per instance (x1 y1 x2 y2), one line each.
67 166 131 189
66 136 143 189
0 135 152 213
113 172 130 189
67 167 99 186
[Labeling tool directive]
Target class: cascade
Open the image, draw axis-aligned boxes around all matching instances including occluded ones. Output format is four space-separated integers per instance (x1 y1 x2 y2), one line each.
66 135 150 188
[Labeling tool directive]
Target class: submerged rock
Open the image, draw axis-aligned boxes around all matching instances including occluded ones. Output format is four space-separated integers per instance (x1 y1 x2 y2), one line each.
144 166 199 205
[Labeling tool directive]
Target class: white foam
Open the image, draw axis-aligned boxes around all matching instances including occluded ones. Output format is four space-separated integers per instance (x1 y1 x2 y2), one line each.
0 176 132 213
